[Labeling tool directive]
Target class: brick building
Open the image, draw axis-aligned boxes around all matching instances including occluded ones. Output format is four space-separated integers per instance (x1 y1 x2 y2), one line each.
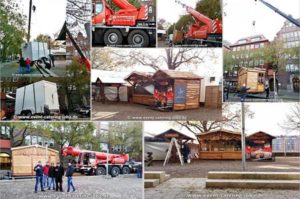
274 18 300 92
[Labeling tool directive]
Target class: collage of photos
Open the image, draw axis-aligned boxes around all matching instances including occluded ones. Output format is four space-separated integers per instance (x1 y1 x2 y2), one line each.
0 0 300 199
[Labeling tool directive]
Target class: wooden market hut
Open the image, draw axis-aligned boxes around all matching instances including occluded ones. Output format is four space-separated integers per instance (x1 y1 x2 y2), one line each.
155 128 195 163
95 77 128 103
238 67 266 93
124 71 154 105
198 129 242 160
152 70 202 111
11 145 59 176
246 131 275 160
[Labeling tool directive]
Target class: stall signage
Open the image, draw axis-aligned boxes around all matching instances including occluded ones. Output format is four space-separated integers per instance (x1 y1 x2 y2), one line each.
174 84 186 104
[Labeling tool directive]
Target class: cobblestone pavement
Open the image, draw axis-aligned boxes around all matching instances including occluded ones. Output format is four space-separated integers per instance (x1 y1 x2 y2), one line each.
145 178 299 199
0 175 143 199
92 102 222 121
145 157 300 178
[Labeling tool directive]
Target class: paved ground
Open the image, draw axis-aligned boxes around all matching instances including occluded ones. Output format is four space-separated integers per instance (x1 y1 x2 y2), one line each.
145 157 300 178
224 91 299 102
0 175 142 199
0 61 66 77
92 102 222 121
145 177 299 199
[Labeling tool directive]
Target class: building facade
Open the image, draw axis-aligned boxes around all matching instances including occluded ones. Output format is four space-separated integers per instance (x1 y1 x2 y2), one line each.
274 18 300 92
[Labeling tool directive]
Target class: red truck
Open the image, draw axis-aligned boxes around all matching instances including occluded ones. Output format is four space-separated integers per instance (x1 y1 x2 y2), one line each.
62 146 131 177
92 0 156 47
173 0 222 47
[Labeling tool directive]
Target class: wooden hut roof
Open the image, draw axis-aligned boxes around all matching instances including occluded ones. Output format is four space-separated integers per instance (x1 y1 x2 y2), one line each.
56 22 66 41
152 70 202 80
155 128 195 141
124 71 153 81
247 131 276 140
198 129 241 141
96 77 126 85
199 129 241 136
11 145 59 153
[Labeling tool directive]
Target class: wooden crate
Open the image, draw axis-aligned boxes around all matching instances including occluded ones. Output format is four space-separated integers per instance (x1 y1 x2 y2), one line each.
11 145 59 176
205 85 222 109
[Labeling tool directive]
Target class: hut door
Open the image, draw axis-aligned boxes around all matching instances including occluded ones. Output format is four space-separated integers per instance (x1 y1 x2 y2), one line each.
292 77 299 92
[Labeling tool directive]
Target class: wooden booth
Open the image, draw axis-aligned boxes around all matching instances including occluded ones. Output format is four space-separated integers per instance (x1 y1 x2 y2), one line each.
95 77 128 103
11 145 59 176
152 70 202 111
125 72 154 105
238 67 266 93
246 131 275 160
198 129 242 160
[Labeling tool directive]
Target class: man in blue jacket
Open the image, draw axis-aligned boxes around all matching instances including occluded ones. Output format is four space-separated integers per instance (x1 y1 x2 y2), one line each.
66 162 76 192
34 161 45 193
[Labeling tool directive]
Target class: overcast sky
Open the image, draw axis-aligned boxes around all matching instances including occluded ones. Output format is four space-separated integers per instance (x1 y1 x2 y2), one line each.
158 0 200 23
224 0 300 43
20 0 66 40
245 103 299 136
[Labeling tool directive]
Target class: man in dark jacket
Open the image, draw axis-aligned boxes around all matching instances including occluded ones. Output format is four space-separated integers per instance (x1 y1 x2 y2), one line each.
54 162 64 192
34 161 45 193
66 162 76 192
48 162 56 190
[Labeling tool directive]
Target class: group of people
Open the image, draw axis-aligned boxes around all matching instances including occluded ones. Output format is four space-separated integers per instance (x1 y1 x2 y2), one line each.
18 57 31 74
154 87 174 110
34 161 76 193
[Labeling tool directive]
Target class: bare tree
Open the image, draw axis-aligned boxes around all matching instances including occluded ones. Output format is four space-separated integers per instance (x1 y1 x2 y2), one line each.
92 48 217 71
279 103 300 133
175 103 254 143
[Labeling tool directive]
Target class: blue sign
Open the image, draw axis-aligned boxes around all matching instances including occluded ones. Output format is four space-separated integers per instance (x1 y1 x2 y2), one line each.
174 85 186 104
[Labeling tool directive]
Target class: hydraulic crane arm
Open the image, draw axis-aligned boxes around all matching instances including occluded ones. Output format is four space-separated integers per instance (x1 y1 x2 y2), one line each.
256 0 300 27
111 0 137 10
175 0 213 28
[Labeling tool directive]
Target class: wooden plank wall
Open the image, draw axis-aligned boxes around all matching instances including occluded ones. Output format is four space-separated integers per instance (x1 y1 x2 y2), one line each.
132 94 154 106
186 80 200 109
173 79 200 111
205 85 222 109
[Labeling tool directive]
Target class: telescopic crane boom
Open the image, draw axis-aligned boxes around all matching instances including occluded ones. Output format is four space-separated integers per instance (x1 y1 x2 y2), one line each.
256 0 300 27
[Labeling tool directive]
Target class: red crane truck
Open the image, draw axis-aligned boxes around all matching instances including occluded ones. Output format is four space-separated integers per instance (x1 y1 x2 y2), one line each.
62 146 131 177
92 0 156 47
173 0 222 47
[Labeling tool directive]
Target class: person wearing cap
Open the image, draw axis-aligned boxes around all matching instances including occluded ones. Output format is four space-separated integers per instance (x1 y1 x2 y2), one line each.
66 162 76 192
33 161 45 193
54 162 64 192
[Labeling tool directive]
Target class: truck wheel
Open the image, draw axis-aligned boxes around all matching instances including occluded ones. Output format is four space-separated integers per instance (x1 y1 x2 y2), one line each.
104 29 123 46
110 167 120 177
96 167 106 175
127 30 149 47
122 166 130 174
